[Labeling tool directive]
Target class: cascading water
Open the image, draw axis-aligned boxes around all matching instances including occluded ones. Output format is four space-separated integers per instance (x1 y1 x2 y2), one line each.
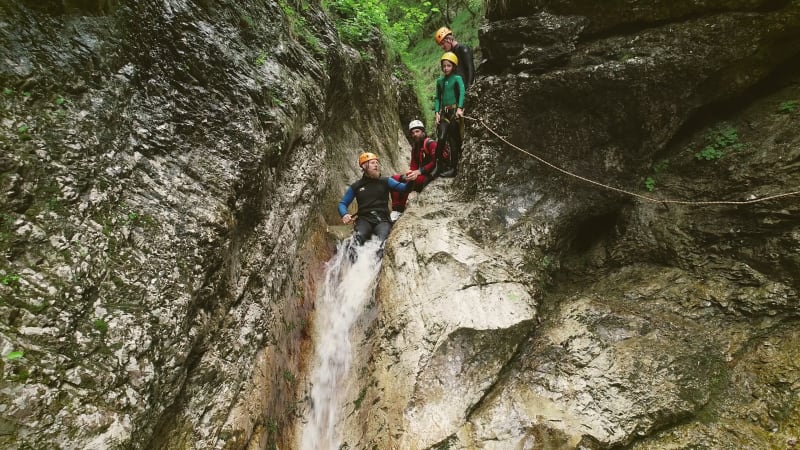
298 238 383 450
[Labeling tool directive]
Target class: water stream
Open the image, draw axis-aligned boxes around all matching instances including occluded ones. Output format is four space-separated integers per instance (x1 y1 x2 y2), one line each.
298 239 383 450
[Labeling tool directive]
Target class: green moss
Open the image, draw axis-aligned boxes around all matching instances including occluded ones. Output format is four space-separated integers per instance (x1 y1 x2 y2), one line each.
93 319 109 334
777 99 798 114
677 349 729 423
9 366 29 383
353 387 367 410
0 274 21 287
431 435 459 450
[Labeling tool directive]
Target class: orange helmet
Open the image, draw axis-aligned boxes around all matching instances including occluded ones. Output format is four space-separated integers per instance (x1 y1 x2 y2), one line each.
434 27 452 44
440 52 458 67
358 152 378 166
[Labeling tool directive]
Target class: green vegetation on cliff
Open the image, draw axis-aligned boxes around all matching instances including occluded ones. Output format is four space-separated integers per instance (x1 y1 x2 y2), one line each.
323 0 483 126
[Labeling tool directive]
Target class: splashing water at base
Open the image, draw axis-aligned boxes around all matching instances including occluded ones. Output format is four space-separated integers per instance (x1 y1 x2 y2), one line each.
298 238 383 450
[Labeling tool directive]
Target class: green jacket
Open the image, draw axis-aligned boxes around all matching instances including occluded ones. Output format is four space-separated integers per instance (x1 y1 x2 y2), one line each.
434 74 465 112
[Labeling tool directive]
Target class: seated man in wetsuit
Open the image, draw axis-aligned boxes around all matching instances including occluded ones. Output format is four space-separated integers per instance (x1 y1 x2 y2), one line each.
338 152 408 246
390 119 439 219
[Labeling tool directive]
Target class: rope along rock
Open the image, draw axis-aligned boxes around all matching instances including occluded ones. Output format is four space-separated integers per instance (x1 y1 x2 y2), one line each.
465 115 800 206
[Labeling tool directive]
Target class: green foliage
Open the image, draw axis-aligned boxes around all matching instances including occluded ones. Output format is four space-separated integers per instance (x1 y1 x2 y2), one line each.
353 387 367 409
3 349 31 381
386 1 440 52
320 0 482 125
710 124 740 149
324 0 440 54
652 159 670 173
10 367 29 383
0 213 11 243
283 369 295 382
325 0 385 46
45 196 61 211
93 319 109 333
644 176 656 192
358 48 373 62
695 145 724 161
694 123 742 161
255 50 267 66
617 50 636 62
1 274 20 286
99 203 156 237
4 351 24 361
643 159 669 191
267 87 283 107
278 0 322 53
239 13 256 29
777 99 798 114
266 418 279 450
3 87 14 96
17 124 31 141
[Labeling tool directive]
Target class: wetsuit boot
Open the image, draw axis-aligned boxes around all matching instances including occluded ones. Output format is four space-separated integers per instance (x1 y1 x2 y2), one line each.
439 148 458 178
439 139 459 178
432 120 451 177
429 143 443 178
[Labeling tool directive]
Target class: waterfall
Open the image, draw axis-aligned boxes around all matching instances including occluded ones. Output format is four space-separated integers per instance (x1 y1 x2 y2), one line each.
298 238 383 450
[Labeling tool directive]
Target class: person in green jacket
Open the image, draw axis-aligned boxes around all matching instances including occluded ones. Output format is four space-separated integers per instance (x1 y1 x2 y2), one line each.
433 51 466 178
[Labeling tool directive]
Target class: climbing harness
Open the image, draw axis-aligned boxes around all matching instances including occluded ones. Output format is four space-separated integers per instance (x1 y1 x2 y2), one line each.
465 115 800 206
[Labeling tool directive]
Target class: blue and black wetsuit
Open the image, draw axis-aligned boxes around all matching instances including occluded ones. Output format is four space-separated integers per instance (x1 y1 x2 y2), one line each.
339 175 407 245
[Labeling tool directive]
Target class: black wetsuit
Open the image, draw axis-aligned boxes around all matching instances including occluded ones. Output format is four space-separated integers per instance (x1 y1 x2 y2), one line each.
452 43 475 90
338 175 407 245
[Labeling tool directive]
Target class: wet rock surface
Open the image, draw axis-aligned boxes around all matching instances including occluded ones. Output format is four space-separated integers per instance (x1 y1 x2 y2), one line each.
342 1 800 449
2 0 799 448
0 0 409 448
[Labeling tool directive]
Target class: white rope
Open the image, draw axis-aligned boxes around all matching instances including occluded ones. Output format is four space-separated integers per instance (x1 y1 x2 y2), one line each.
466 116 800 206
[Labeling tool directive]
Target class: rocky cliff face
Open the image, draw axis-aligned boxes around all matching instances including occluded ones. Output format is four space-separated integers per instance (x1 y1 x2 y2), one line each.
3 0 800 449
0 1 413 448
342 1 800 449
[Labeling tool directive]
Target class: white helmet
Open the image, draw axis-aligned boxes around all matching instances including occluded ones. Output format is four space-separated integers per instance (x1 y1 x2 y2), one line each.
408 119 424 131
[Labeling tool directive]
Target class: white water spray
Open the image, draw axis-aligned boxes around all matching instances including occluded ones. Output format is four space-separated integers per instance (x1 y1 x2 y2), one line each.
299 238 383 450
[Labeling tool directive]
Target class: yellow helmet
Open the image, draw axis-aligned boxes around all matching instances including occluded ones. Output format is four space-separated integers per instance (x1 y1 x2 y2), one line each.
440 52 458 67
435 27 452 44
358 152 378 166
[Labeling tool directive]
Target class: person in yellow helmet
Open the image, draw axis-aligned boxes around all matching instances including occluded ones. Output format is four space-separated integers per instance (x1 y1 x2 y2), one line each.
434 26 474 89
433 52 466 178
338 152 408 247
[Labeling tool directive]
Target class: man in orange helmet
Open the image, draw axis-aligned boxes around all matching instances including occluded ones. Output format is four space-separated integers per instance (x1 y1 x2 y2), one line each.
338 152 408 246
434 26 475 90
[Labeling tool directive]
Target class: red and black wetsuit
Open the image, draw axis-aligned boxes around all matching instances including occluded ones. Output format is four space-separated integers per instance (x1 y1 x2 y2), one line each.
391 137 438 212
